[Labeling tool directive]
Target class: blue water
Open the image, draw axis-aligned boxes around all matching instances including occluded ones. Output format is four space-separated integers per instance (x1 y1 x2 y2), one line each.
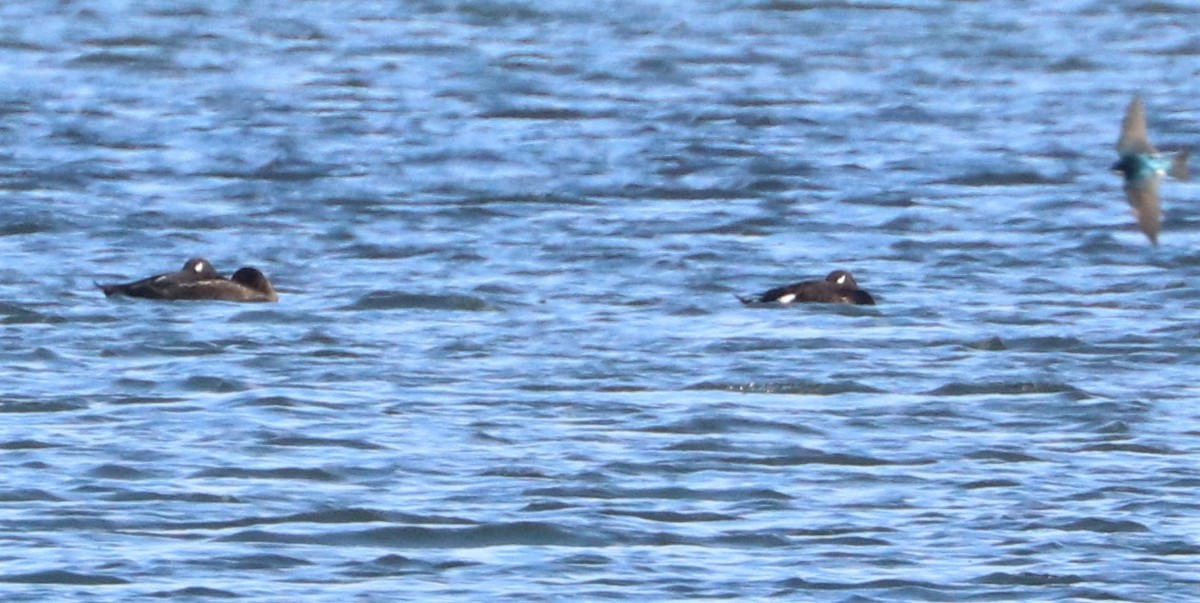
1 0 1199 600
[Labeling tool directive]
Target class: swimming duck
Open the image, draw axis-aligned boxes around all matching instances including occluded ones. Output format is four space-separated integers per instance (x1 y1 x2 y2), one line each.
737 270 875 305
97 257 278 302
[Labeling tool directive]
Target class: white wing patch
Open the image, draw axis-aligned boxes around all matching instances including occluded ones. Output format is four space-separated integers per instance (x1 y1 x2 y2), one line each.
193 261 206 272
777 293 796 304
836 274 847 285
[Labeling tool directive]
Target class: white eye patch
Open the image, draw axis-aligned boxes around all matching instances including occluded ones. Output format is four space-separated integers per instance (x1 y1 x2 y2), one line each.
194 262 205 272
836 274 847 285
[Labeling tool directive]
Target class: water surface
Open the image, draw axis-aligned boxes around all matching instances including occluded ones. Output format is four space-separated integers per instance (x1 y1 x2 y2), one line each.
1 1 1199 601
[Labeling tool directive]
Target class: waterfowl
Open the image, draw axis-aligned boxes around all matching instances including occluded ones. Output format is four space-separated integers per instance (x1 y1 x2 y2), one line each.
737 269 875 306
97 258 278 302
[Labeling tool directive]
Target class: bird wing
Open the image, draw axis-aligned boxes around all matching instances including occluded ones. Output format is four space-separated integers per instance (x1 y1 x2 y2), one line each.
1117 96 1157 155
1124 177 1161 245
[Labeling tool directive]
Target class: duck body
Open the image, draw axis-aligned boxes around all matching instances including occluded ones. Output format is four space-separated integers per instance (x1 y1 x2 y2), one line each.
738 270 875 306
97 258 278 303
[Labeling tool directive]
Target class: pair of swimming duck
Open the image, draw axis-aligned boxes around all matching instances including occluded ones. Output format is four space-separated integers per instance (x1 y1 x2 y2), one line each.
98 256 872 306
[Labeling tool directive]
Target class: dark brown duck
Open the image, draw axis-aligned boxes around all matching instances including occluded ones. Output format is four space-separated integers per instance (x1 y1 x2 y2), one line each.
738 269 875 306
97 257 278 302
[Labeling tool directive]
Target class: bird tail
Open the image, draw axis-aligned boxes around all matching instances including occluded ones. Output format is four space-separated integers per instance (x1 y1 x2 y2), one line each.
94 281 119 297
1170 148 1190 181
735 294 756 305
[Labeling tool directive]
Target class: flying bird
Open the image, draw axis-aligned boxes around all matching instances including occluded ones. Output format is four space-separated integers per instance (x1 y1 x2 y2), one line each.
1112 95 1190 245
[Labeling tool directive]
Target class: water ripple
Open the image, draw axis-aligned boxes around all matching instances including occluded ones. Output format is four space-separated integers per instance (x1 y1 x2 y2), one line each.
0 0 1197 601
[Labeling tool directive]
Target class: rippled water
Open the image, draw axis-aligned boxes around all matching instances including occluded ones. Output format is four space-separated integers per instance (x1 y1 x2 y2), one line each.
2 0 1199 601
